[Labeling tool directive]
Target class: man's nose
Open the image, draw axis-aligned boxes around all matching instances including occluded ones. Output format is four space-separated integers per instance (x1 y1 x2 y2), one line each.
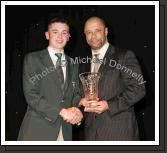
91 32 96 38
57 33 63 38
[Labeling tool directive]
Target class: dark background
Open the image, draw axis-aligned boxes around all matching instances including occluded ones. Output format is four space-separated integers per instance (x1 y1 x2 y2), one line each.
5 5 155 141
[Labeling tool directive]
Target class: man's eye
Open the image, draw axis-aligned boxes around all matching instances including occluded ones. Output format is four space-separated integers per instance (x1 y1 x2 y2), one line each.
95 29 101 32
62 32 68 35
86 32 91 35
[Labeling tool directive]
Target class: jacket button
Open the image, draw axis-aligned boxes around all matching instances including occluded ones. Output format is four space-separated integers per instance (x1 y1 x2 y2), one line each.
61 100 64 103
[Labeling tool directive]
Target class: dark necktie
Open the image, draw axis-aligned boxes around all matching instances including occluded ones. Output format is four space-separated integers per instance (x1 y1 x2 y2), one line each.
55 53 64 90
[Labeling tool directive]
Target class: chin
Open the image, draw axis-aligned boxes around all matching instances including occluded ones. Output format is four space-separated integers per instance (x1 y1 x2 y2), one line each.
56 45 66 49
90 44 101 49
92 46 101 50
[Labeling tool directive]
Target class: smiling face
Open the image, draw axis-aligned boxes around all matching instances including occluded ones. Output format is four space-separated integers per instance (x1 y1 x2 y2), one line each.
45 22 70 50
84 17 108 51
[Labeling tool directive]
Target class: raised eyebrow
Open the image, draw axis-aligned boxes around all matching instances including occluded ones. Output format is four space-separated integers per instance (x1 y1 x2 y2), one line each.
95 28 101 31
52 29 58 32
85 29 101 33
85 30 91 33
51 29 69 33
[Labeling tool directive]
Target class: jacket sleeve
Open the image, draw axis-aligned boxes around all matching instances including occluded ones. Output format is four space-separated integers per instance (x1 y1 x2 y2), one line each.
107 50 146 117
23 54 62 123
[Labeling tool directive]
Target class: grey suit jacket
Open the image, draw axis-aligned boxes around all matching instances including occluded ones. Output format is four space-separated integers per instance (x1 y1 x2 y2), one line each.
80 45 146 140
18 49 81 141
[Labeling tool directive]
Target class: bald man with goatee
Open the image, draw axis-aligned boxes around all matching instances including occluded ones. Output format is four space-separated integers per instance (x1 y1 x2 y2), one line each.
79 16 146 141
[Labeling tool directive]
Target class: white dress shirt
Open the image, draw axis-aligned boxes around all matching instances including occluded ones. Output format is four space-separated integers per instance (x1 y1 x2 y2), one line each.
48 46 66 82
48 46 66 141
91 42 109 72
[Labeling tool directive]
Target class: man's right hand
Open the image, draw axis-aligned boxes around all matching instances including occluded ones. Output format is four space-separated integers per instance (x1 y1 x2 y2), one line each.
59 107 83 125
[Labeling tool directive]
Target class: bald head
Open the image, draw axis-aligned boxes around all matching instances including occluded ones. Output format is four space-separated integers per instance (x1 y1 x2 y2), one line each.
84 16 108 50
84 16 106 32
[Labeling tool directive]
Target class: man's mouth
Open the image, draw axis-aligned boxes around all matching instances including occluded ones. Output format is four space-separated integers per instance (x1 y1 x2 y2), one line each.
91 39 99 44
57 40 63 43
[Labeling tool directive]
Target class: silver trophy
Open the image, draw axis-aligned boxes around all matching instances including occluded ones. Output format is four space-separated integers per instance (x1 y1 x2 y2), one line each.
79 72 100 108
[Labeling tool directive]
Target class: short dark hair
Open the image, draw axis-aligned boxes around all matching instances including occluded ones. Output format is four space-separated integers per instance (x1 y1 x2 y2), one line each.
45 16 70 31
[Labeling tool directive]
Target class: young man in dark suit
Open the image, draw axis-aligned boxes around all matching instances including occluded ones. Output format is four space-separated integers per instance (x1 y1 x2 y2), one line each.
18 17 83 141
80 16 146 140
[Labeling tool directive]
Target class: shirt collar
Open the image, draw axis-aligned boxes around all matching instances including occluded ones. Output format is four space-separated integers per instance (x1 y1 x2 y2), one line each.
48 46 64 54
92 42 109 59
47 46 65 60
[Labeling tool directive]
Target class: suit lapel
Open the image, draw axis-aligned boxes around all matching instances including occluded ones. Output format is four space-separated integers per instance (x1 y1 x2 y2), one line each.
98 45 116 75
98 45 118 99
40 49 62 90
63 55 72 93
86 45 117 74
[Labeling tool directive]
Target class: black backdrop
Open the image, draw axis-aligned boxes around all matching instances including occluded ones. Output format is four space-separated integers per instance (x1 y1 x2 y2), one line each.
5 5 155 141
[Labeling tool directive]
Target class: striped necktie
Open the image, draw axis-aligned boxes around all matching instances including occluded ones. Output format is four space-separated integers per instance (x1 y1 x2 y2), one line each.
55 53 64 90
93 54 100 73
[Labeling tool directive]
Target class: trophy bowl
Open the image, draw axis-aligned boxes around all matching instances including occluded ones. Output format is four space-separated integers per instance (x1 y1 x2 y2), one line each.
79 72 100 108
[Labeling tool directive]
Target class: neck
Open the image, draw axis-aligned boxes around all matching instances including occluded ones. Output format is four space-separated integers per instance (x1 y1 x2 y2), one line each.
48 46 64 53
92 41 108 53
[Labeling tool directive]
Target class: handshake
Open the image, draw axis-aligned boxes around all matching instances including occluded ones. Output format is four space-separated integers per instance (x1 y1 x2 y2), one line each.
59 98 109 125
59 107 83 125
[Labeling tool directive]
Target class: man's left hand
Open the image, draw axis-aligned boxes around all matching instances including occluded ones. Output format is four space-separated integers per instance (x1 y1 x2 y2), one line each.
84 100 109 114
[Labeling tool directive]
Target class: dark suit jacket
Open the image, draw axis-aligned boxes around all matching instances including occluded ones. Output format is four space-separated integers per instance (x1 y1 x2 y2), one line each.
18 49 81 141
80 44 146 141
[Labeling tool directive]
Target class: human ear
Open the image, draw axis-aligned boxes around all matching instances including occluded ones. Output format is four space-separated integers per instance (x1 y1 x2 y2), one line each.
105 27 108 36
45 32 49 40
